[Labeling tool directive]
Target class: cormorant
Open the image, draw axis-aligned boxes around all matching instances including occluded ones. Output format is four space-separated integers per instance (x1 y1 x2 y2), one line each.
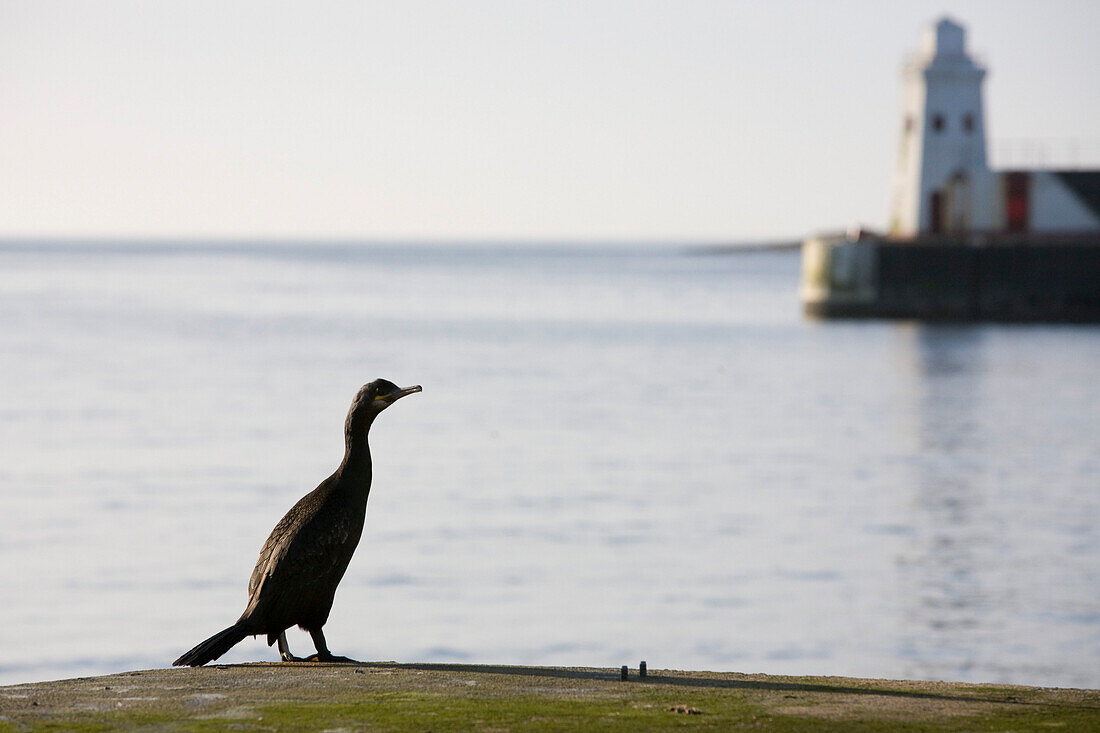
173 379 422 667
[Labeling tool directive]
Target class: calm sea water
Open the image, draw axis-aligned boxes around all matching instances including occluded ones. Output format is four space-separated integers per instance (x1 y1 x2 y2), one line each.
0 241 1097 689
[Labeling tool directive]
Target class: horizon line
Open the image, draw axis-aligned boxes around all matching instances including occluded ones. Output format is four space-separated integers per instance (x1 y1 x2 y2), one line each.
0 234 804 250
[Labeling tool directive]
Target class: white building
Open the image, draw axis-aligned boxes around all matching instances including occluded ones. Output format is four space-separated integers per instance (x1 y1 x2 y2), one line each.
889 17 1100 237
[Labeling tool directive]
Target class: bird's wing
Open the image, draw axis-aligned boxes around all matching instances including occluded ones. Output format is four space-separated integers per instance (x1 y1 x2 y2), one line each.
241 483 361 622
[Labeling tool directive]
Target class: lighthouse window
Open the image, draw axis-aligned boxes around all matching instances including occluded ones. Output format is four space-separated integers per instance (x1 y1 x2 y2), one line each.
932 114 945 132
963 113 975 132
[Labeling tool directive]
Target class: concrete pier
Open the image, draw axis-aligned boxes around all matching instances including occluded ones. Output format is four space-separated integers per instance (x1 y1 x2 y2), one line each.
1 663 1097 730
801 232 1100 321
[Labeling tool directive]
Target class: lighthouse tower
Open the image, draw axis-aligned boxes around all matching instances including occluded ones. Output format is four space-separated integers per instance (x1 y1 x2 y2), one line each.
890 18 991 236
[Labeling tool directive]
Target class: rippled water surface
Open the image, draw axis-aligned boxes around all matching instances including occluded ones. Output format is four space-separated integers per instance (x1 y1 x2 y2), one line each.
1 242 1097 687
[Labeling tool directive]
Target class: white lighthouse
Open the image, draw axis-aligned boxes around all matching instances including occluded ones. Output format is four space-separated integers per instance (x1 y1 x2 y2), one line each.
890 17 992 236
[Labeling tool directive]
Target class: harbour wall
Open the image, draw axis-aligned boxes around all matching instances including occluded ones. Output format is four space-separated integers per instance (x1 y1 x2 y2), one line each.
801 233 1100 321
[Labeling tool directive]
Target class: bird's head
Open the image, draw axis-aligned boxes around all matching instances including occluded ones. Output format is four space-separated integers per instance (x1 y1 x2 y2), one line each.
351 379 422 419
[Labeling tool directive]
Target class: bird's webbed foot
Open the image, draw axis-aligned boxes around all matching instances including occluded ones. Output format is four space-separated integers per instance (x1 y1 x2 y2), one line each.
307 629 360 664
305 652 359 664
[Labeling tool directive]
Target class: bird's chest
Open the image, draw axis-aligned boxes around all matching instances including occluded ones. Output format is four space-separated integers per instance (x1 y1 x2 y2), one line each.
320 508 364 549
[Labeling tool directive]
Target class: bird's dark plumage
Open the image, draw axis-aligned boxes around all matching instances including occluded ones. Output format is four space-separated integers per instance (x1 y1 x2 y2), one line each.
173 379 421 667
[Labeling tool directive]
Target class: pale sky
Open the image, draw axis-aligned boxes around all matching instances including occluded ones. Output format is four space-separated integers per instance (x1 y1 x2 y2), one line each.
3 1 1098 242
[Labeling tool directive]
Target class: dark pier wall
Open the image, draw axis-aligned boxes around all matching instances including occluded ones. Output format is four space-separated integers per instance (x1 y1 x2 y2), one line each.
803 235 1100 322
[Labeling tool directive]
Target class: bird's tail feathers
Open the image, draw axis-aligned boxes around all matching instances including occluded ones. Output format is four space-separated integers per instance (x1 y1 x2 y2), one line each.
173 623 249 667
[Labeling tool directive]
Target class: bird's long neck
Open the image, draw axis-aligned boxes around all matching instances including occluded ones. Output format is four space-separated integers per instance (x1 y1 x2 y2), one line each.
338 410 374 500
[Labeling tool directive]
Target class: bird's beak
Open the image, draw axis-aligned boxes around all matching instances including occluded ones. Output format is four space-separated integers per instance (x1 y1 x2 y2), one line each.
382 385 422 404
